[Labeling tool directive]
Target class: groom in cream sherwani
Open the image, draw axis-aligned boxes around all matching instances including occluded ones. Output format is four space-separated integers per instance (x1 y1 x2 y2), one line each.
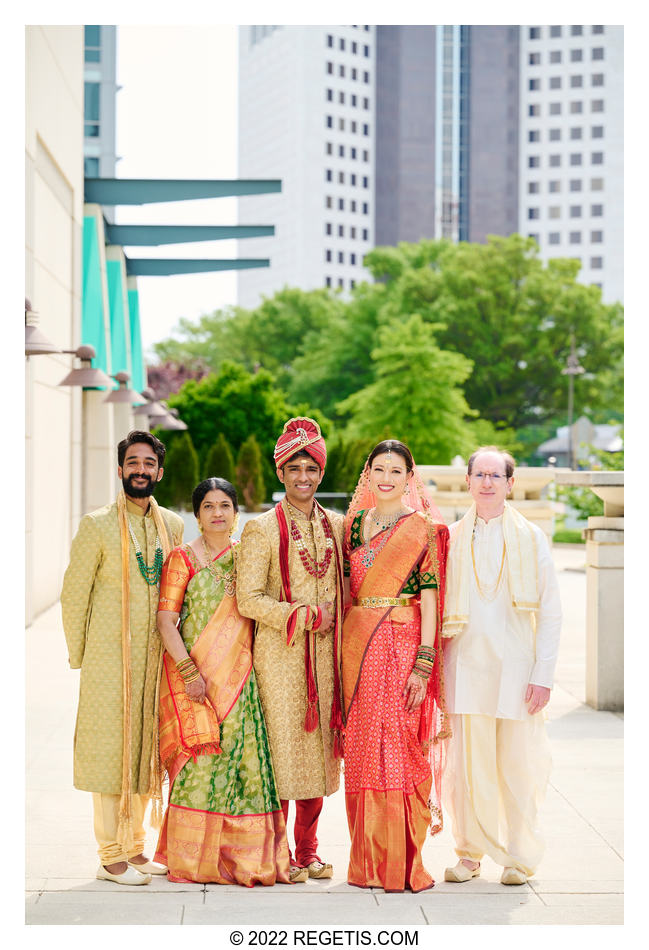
441 446 562 886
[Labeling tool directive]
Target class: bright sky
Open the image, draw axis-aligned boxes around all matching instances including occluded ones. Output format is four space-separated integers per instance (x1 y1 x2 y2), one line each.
116 25 239 356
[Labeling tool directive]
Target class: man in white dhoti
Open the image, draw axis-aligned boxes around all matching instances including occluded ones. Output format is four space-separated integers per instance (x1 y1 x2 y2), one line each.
441 447 561 885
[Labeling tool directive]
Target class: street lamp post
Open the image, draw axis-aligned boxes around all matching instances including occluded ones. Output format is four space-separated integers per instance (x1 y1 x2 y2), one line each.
561 333 585 469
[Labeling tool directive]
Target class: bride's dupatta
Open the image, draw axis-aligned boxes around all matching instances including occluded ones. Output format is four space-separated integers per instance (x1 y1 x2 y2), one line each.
158 593 254 787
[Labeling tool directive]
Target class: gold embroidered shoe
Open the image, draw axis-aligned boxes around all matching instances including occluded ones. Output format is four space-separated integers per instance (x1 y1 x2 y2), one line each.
500 866 528 885
289 865 309 883
306 860 333 879
96 865 152 885
444 860 480 882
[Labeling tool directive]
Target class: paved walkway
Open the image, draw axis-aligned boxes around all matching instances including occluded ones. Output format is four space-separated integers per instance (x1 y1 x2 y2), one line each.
26 545 623 925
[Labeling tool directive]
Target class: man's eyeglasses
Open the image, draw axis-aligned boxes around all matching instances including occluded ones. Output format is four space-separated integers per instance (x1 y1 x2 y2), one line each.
470 472 507 481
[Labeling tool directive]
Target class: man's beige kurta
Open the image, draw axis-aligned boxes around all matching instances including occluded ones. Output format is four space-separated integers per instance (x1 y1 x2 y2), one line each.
236 499 343 801
61 498 183 795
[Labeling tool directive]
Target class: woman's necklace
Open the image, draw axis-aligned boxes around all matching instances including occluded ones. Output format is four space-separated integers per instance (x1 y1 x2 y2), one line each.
201 535 236 596
360 507 407 568
290 506 334 579
128 521 163 586
471 533 506 602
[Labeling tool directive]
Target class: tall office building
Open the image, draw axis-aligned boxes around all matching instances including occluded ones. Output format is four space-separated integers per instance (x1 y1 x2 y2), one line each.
519 24 623 302
83 25 118 220
237 24 622 308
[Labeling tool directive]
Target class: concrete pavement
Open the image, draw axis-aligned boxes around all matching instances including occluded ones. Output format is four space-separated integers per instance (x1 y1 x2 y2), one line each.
25 544 623 925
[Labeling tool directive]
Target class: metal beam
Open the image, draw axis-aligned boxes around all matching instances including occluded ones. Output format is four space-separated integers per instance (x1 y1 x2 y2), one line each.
85 178 282 205
105 224 275 246
125 258 270 276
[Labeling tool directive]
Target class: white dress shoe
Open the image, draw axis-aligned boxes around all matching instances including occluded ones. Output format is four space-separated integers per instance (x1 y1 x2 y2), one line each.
127 859 168 875
96 864 152 885
444 860 480 882
501 866 528 885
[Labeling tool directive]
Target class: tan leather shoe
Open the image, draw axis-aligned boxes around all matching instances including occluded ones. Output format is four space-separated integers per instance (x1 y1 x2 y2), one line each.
306 860 333 879
128 859 168 875
501 866 528 885
444 860 480 883
289 865 309 883
96 865 152 885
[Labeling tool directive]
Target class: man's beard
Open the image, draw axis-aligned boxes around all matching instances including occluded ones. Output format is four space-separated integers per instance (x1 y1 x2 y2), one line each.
122 473 157 498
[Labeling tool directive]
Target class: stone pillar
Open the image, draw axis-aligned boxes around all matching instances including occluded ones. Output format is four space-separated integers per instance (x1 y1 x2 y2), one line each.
556 472 624 711
83 390 115 513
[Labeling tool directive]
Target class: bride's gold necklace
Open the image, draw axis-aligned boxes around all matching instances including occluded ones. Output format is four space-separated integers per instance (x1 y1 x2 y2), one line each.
471 534 506 602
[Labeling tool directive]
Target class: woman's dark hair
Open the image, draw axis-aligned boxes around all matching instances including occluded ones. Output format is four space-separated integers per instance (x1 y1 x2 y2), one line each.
192 477 239 516
367 439 414 473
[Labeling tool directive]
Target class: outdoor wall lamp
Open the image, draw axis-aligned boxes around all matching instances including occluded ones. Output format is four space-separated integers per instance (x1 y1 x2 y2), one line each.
58 344 114 388
104 371 146 404
25 298 62 355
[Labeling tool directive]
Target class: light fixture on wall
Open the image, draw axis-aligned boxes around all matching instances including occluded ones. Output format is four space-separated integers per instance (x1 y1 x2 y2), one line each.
104 371 146 404
58 344 114 388
25 298 61 355
148 401 187 431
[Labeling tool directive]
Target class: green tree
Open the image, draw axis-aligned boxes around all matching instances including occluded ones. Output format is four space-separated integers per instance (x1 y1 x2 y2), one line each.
337 314 477 463
203 432 236 486
154 430 199 510
236 435 266 511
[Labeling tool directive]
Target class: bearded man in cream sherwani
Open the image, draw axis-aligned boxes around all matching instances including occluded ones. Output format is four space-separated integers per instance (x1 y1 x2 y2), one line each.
441 446 561 886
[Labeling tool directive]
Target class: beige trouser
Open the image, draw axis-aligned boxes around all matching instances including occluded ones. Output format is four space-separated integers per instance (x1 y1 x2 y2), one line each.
443 713 552 876
92 793 149 865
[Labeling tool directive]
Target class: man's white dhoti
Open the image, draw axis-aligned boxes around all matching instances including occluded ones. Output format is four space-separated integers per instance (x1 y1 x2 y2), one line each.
444 713 552 875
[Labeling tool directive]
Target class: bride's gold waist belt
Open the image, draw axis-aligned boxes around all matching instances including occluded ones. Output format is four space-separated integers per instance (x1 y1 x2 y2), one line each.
352 597 412 608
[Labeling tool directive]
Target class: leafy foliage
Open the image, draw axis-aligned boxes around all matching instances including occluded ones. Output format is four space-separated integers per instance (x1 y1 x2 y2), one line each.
154 430 199 510
236 435 266 511
203 432 236 486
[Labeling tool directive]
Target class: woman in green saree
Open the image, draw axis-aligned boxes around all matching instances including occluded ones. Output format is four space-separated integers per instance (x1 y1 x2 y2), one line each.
154 478 292 885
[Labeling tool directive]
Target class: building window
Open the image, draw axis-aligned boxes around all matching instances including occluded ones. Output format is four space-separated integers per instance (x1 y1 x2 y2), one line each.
592 125 604 138
591 203 603 216
529 52 541 65
570 101 583 113
363 123 369 135
529 27 541 39
549 128 561 141
326 196 332 208
338 251 344 264
327 34 333 47
570 179 583 192
592 99 604 112
528 156 540 168
84 123 100 137
592 25 604 34
549 76 562 89
339 64 345 77
362 202 369 214
349 173 355 186
350 147 357 159
339 118 345 130
591 230 604 242
351 67 357 80
591 177 604 190
549 154 561 167
362 228 369 240
84 25 101 62
351 120 357 133
338 171 345 183
84 82 100 122
326 115 333 128
350 253 357 265
338 278 344 288
590 257 603 268
84 156 99 176
549 232 561 244
339 144 345 157
528 130 540 142
592 73 604 86
338 198 344 210
529 104 541 117
351 94 358 107
362 176 369 188
570 75 583 88
326 142 332 155
350 226 357 239
326 61 333 74
570 127 583 140
528 182 540 194
528 208 540 220
549 102 562 115
326 89 333 103
325 249 332 262
363 71 370 83
362 150 369 161
529 78 541 91
592 47 604 60
550 26 562 37
339 37 345 50
325 169 332 182
363 97 370 109
570 205 582 217
325 222 332 235
339 91 345 104
549 206 561 219
350 200 357 212
325 277 331 288
591 152 604 164
528 233 540 242
351 279 356 289
571 26 583 36
364 45 370 57
549 180 561 193
570 49 583 62
338 224 344 237
550 50 562 63
351 41 357 54
569 232 581 243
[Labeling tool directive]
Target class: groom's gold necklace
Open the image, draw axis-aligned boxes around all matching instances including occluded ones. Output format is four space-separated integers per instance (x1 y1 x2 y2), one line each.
471 536 506 601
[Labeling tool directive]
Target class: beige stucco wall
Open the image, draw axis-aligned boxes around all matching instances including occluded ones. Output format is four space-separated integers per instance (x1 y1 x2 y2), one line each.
25 26 84 624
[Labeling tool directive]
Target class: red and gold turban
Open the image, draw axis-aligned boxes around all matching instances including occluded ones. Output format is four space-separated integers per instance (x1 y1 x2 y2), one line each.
273 417 327 471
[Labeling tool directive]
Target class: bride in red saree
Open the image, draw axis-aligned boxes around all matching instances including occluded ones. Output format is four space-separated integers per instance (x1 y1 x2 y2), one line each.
342 440 449 892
